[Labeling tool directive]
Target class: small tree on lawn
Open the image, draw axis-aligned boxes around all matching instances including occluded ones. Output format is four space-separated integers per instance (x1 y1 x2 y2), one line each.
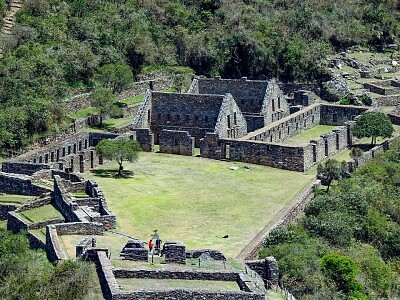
317 159 349 192
96 138 141 176
352 111 394 146
89 88 116 126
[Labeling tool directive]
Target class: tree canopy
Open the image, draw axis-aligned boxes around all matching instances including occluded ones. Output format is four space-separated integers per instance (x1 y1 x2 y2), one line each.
95 138 141 176
317 159 349 191
352 111 394 146
89 88 116 125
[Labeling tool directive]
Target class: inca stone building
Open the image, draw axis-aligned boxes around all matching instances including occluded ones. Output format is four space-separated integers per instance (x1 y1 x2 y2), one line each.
132 77 370 171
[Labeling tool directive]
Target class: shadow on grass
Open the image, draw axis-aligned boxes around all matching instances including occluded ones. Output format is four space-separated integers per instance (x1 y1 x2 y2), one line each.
88 123 115 132
90 169 134 179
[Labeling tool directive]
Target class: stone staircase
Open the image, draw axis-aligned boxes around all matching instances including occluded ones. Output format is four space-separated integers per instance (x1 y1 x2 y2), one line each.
0 0 23 58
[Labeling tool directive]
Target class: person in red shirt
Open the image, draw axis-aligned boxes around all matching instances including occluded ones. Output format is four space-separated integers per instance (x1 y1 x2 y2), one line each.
148 239 153 252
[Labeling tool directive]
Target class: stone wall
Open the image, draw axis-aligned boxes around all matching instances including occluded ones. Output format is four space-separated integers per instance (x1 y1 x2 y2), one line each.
214 93 248 139
7 211 29 233
242 104 321 143
28 231 46 250
113 269 238 281
159 130 194 156
215 139 311 172
320 104 369 126
54 222 104 236
0 203 19 220
149 92 225 145
196 77 268 114
132 128 154 152
53 175 81 222
0 172 51 196
262 79 289 126
2 162 50 175
46 224 67 262
245 257 279 287
164 242 186 264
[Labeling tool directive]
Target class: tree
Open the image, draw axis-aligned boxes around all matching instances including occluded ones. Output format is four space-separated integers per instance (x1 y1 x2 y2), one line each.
352 112 394 146
89 88 116 126
95 138 141 176
317 159 349 192
96 63 133 94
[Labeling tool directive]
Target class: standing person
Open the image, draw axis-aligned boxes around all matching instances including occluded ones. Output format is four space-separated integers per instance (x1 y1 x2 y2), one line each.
148 239 153 252
156 239 162 251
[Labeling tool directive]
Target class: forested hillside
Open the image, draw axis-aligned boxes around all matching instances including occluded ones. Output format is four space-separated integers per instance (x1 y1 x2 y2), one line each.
260 141 400 299
0 0 399 152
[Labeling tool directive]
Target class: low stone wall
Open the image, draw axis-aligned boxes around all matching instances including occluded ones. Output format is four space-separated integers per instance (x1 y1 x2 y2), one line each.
95 250 120 300
388 113 400 125
28 231 46 250
159 130 194 156
245 257 279 287
186 249 225 260
15 196 51 213
242 104 321 143
2 162 50 175
54 222 104 236
46 225 67 262
0 172 51 196
7 211 29 233
113 290 263 300
113 269 238 281
29 217 65 230
0 203 19 220
76 237 96 258
376 95 400 106
52 170 84 182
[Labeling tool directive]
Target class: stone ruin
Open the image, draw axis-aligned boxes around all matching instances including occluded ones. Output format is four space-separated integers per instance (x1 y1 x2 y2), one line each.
131 76 380 172
120 239 148 261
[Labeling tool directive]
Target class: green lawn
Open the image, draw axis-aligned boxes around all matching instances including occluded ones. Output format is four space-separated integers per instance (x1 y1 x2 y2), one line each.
103 116 133 128
83 152 314 258
71 107 96 119
119 94 145 105
282 125 336 145
117 278 240 292
20 204 63 223
0 220 6 229
0 194 35 204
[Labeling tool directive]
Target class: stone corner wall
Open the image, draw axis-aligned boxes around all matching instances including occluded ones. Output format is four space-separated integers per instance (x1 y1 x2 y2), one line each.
159 130 194 156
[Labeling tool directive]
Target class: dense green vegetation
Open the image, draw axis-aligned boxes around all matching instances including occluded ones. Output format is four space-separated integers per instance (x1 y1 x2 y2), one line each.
260 140 400 299
0 0 399 153
0 229 95 300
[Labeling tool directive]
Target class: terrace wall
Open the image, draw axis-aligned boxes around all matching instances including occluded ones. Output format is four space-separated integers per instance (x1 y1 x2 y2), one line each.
0 172 51 196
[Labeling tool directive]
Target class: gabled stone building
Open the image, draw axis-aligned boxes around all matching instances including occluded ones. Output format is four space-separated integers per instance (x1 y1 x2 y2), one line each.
132 77 289 155
132 90 247 154
188 77 289 132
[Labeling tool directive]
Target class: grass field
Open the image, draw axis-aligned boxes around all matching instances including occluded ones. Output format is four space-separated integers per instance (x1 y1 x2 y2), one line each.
20 204 63 223
0 194 35 204
281 125 336 145
83 151 314 258
117 278 240 292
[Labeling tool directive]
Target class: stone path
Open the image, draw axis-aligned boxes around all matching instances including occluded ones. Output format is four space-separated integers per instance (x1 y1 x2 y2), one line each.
236 179 318 260
0 0 23 58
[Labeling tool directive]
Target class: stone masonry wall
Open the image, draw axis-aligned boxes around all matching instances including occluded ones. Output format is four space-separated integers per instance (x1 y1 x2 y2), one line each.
197 77 268 114
226 139 310 172
214 93 248 139
0 203 19 220
2 162 50 175
243 104 321 144
0 172 51 196
132 129 154 152
159 130 194 156
320 104 369 126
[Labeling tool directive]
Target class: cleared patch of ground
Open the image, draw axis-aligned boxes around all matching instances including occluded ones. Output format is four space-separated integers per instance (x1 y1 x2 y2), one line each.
83 152 314 258
281 125 336 145
0 194 35 204
20 204 63 223
117 278 240 292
